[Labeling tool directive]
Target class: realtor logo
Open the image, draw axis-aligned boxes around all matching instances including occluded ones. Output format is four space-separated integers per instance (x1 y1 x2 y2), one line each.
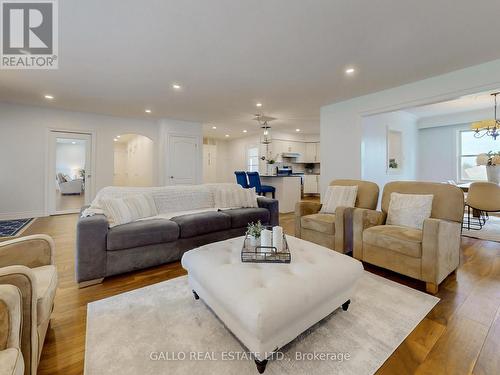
1 0 58 69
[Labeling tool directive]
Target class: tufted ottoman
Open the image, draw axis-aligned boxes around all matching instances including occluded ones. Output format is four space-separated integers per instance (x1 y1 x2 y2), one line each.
181 235 364 373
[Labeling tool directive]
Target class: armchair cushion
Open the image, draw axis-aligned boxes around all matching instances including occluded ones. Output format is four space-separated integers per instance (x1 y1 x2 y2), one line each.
363 225 423 258
301 213 336 235
31 265 57 324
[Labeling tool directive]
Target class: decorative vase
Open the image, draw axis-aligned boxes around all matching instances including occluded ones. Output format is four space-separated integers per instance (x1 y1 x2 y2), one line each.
486 165 500 184
249 235 259 247
267 163 275 176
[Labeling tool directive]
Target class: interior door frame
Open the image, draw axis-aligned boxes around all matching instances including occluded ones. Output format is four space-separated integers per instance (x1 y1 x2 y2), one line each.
45 128 97 215
165 132 201 185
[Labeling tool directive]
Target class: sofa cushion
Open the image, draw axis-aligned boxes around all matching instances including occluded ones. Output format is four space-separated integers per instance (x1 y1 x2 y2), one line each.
107 219 179 250
31 265 58 324
363 225 423 258
301 213 336 235
171 212 231 238
221 208 270 228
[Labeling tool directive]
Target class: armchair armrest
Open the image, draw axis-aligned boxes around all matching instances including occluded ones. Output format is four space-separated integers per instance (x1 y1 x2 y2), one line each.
334 206 355 253
0 284 22 350
0 234 54 269
421 218 461 289
352 208 386 260
0 266 38 375
294 201 322 238
257 197 279 226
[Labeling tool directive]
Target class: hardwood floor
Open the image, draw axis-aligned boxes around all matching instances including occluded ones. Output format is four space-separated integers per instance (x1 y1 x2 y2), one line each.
5 210 500 375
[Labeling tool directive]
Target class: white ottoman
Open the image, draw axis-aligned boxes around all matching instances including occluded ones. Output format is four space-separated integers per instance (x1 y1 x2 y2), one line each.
181 235 364 373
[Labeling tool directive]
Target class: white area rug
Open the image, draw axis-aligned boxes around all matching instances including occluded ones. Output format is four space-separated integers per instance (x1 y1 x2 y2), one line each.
462 215 500 242
85 272 438 375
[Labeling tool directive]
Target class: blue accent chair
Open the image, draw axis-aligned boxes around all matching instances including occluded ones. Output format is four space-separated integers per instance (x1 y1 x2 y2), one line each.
234 171 249 188
247 172 276 199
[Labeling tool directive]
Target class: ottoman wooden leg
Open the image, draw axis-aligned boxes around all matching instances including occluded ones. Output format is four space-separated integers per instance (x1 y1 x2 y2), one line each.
342 299 351 311
192 290 199 300
255 359 268 374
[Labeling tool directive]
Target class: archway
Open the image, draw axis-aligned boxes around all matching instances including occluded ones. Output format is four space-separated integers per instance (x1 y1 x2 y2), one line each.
113 134 154 186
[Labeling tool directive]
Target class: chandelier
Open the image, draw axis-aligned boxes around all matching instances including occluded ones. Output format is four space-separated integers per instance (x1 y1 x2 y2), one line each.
471 92 499 140
253 114 276 145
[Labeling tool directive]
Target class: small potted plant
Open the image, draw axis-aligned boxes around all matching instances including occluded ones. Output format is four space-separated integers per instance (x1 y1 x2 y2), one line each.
246 221 263 246
476 151 500 184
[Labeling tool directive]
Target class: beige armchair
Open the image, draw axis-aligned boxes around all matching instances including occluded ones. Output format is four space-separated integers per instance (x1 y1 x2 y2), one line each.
0 284 24 375
0 235 58 375
353 181 464 294
295 179 379 253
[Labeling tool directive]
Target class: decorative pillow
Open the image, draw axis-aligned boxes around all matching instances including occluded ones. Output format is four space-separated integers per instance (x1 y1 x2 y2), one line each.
386 192 433 230
101 194 158 227
214 186 258 209
320 185 358 214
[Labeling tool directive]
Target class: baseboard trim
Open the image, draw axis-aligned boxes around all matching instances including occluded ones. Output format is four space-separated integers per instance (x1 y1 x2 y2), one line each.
0 211 46 221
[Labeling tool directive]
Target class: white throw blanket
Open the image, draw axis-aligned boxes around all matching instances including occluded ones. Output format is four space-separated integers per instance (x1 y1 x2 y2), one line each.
82 183 256 224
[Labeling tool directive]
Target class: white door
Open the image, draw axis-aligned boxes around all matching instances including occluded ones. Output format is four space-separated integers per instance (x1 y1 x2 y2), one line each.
167 135 199 185
203 144 217 183
48 131 93 215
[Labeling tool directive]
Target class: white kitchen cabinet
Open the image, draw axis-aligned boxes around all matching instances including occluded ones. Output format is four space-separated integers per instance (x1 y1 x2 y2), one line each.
304 143 316 163
303 174 321 194
315 142 320 162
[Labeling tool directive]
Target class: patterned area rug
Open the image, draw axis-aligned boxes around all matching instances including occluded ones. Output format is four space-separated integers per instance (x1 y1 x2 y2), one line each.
85 272 438 375
0 218 34 237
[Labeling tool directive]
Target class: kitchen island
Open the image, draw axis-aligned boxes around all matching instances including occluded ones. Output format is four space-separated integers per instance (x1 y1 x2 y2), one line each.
260 175 302 213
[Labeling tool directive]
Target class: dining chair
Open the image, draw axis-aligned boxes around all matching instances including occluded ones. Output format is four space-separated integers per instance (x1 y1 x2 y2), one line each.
234 171 249 188
463 182 500 230
247 172 276 199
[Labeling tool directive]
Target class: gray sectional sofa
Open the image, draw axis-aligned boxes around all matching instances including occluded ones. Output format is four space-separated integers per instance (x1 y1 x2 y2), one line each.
76 196 278 286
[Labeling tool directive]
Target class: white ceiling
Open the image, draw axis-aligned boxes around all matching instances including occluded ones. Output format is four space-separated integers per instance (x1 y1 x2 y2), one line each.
404 90 500 119
2 0 500 139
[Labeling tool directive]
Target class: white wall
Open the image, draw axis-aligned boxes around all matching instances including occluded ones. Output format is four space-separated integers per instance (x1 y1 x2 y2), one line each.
0 102 161 219
126 135 154 186
418 123 469 182
362 111 418 197
56 142 86 178
320 58 500 197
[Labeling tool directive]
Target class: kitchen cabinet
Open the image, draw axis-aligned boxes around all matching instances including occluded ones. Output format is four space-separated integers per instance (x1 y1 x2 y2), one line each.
303 175 320 194
303 142 320 163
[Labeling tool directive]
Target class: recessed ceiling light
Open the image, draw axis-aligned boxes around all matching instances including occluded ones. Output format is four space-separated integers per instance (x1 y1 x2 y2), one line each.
71 141 76 144
145 109 152 113
44 95 54 100
172 84 181 89
256 102 263 107
243 130 247 133
345 68 355 75
116 135 121 138
225 134 230 137
113 138 118 142
212 126 217 129
295 128 300 132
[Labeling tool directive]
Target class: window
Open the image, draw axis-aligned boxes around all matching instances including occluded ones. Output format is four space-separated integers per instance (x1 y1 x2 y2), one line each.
458 130 497 181
247 147 259 172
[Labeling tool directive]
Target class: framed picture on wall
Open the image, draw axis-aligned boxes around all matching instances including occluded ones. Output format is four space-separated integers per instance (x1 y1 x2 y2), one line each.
387 128 403 175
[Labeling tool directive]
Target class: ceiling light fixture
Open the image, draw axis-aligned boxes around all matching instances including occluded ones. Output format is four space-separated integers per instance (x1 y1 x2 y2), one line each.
145 109 152 113
471 92 500 140
113 138 118 142
71 141 76 144
295 129 300 132
44 95 54 99
172 84 181 89
243 130 248 133
254 114 276 145
116 135 121 138
225 134 230 137
345 68 355 75
256 103 263 108
212 126 217 129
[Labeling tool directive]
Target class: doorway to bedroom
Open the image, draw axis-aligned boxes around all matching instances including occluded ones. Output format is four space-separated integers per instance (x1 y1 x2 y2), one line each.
47 131 93 215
